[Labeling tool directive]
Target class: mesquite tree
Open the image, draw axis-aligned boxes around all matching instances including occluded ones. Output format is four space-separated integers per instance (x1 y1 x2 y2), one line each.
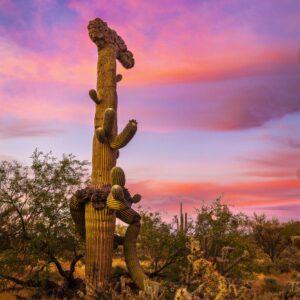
0 150 87 293
70 18 149 296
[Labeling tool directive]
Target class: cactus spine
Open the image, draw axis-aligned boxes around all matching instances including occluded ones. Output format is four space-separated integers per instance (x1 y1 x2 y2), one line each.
70 18 151 296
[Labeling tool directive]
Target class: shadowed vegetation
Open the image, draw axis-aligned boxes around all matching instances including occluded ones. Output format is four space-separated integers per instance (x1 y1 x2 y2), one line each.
0 151 299 299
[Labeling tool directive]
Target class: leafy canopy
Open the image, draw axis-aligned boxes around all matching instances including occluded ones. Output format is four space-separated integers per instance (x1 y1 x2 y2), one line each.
0 150 89 289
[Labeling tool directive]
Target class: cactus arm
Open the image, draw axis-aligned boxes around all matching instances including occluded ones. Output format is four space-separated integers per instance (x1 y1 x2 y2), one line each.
89 89 101 104
103 108 115 136
95 127 107 143
115 191 151 290
70 195 86 240
116 207 141 225
110 166 126 186
107 194 127 211
123 220 148 290
111 185 125 201
131 194 141 204
116 74 122 82
109 165 149 289
107 188 128 211
95 108 116 144
110 119 137 149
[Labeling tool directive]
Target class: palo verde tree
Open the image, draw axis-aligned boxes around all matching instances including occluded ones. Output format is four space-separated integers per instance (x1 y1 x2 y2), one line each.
69 18 151 296
0 150 88 293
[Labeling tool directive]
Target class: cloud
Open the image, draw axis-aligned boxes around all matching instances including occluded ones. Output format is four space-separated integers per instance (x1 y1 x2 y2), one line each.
120 74 300 132
0 118 62 139
0 78 93 128
244 151 300 169
127 178 300 215
240 128 300 180
0 37 94 85
0 0 299 134
0 0 299 87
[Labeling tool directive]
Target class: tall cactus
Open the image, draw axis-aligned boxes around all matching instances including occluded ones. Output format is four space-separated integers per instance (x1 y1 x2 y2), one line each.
70 18 149 296
175 202 188 233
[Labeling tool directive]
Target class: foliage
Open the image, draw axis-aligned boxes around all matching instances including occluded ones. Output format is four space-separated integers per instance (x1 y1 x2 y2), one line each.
251 214 290 263
174 238 253 299
0 151 299 298
194 198 254 277
0 150 88 293
138 210 189 280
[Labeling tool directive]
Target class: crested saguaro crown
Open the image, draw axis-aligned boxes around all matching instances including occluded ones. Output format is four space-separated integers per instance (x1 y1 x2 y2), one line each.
88 18 135 68
70 17 154 297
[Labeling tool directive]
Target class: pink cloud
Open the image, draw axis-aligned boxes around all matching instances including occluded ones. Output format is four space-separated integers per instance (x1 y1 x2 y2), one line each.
239 138 300 180
0 37 94 85
1 0 299 87
0 0 299 135
0 78 92 130
119 77 300 132
127 178 300 219
0 118 62 138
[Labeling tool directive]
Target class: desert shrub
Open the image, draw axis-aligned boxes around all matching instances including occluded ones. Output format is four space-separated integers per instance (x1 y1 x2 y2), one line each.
251 214 289 264
138 210 189 281
0 150 88 296
194 198 255 278
174 238 253 299
251 216 300 274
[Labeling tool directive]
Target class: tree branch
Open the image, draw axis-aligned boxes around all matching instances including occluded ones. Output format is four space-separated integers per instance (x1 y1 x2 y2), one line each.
49 255 67 279
69 254 83 278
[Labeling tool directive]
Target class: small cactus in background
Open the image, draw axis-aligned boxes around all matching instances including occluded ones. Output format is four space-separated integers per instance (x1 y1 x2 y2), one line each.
175 202 188 234
69 17 152 296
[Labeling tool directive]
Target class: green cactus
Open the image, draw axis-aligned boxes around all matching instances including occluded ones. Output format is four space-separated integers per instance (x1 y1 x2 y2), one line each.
107 186 127 210
110 166 126 186
132 193 142 204
175 202 188 233
69 17 152 296
116 74 123 82
94 107 116 144
69 195 86 240
110 119 138 149
89 89 101 104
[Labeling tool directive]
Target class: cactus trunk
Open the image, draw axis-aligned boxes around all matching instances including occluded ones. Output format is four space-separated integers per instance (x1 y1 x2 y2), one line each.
91 46 118 186
85 203 116 294
85 46 118 296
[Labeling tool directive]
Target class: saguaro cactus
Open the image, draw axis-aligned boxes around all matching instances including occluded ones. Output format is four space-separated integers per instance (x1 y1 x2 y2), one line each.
70 18 149 296
175 202 188 233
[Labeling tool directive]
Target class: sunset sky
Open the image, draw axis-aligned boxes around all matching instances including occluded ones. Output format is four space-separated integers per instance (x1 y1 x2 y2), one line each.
0 0 299 220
